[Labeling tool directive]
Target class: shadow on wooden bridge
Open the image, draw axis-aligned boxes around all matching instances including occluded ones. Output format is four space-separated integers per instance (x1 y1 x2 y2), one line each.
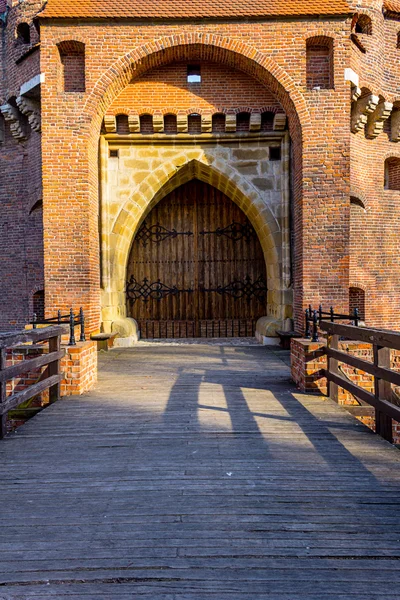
1 343 400 599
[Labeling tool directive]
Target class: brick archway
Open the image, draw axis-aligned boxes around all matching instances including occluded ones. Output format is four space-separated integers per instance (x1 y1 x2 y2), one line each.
43 34 308 333
101 156 291 334
83 33 310 137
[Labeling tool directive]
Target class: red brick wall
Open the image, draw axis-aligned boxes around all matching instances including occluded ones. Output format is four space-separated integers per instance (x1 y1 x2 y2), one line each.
385 157 400 190
0 125 44 330
58 41 86 93
0 1 44 331
36 19 351 332
1 0 400 334
347 2 400 329
60 341 97 396
108 61 283 116
306 37 333 90
349 287 366 319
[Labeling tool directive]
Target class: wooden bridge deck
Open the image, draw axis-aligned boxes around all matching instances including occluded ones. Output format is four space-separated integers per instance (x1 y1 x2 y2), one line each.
2 343 400 599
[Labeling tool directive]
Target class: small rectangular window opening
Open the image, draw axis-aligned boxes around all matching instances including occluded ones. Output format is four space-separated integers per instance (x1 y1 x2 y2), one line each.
109 149 119 158
269 146 281 161
187 65 201 83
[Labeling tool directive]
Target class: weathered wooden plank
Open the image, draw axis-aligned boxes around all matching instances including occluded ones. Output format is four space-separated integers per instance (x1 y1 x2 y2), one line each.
1 344 400 597
328 333 339 403
0 346 6 438
0 349 65 383
326 346 400 388
0 325 67 349
0 374 62 415
324 369 400 422
320 320 400 350
374 345 393 442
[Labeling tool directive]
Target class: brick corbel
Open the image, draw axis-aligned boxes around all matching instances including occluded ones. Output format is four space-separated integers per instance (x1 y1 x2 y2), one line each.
391 109 400 143
225 114 236 132
351 85 361 102
0 103 26 141
128 114 140 133
273 113 287 131
249 113 261 131
16 96 41 133
351 93 379 134
366 101 393 139
103 115 116 133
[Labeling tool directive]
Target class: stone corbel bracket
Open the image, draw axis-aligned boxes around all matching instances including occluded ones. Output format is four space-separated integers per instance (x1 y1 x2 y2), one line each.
0 103 27 141
153 113 164 133
366 101 393 139
16 96 41 133
225 114 236 132
104 115 117 133
391 109 400 142
201 112 212 133
273 113 287 131
351 85 361 102
128 114 140 133
177 112 188 133
351 93 379 134
250 113 261 131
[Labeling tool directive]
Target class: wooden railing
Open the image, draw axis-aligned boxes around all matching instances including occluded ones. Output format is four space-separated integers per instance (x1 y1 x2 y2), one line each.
321 320 400 443
0 326 66 439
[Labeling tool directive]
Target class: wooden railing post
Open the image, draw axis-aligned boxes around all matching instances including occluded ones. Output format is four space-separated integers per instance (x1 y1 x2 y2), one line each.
48 335 61 404
328 333 339 403
374 344 393 443
0 348 6 439
0 326 66 439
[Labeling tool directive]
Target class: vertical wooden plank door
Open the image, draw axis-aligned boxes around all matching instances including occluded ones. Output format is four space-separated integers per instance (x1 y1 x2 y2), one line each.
126 180 267 338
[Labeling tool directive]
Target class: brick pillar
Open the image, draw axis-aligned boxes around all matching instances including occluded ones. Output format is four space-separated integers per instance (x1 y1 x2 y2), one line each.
291 338 327 394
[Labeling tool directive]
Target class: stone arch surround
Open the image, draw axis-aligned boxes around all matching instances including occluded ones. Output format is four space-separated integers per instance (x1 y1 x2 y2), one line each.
100 143 291 339
90 38 303 335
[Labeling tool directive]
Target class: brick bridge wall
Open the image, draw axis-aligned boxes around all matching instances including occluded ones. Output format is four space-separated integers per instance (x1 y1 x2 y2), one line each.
291 337 400 443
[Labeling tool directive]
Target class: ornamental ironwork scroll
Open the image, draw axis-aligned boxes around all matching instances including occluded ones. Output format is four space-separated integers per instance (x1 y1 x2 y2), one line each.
126 276 193 304
200 221 256 243
201 275 267 302
136 221 193 247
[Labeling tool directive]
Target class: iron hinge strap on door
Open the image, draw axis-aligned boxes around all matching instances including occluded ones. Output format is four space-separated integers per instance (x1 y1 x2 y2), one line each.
200 221 256 243
126 276 193 304
136 221 193 247
201 275 268 302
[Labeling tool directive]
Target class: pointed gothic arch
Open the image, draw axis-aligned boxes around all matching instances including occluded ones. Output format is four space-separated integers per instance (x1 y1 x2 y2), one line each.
101 156 290 334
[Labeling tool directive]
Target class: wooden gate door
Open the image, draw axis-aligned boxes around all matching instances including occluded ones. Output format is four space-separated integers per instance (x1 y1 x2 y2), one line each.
126 180 267 338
